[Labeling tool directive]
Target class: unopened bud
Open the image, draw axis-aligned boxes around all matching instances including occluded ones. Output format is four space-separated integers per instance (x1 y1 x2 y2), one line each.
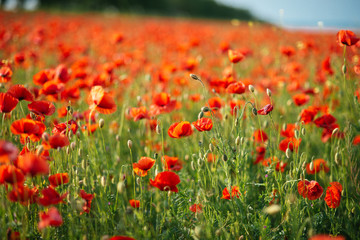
198 111 204 119
70 142 76 150
235 136 240 146
266 88 272 97
263 204 281 215
36 145 44 156
332 128 339 136
222 154 228 162
309 161 314 171
42 132 49 142
209 143 214 152
301 128 306 136
252 108 258 116
285 148 291 158
66 106 73 115
99 119 105 128
190 74 200 80
201 106 210 112
78 148 82 157
117 181 125 193
294 130 299 139
342 64 347 74
127 140 133 149
116 135 120 142
156 125 161 135
248 85 255 93
335 152 341 165
101 176 106 187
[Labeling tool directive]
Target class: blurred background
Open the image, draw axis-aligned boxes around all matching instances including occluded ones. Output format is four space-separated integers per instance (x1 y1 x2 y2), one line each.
1 0 359 29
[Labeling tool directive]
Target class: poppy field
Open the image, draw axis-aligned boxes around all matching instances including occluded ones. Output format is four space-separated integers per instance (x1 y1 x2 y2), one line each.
1 11 360 240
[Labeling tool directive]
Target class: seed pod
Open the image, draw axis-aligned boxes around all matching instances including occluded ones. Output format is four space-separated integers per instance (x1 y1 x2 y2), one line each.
197 158 203 167
248 85 255 93
285 148 291 158
127 140 133 149
99 119 105 128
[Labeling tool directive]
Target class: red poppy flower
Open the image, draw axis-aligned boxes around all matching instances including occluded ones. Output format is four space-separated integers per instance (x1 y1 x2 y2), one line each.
299 106 319 124
337 30 359 46
257 104 273 115
226 81 246 94
298 180 323 200
306 159 330 175
55 64 70 83
0 164 25 185
38 207 63 230
207 97 223 110
279 137 301 152
10 119 46 144
38 187 68 206
129 199 140 208
39 80 65 96
129 106 149 121
321 56 334 75
192 118 213 132
33 69 52 86
28 100 56 116
153 92 170 106
280 123 298 138
314 114 336 128
6 228 20 240
150 171 180 192
47 134 70 149
253 130 268 142
228 49 244 63
110 236 136 240
52 120 78 135
88 86 117 114
7 84 34 101
79 189 94 214
221 186 241 200
325 182 342 209
353 135 360 145
8 184 39 205
0 92 18 113
0 66 12 83
0 140 18 164
149 92 177 116
16 152 49 177
262 157 287 173
133 157 156 177
162 155 183 171
280 46 296 57
189 203 203 213
292 93 310 106
49 173 69 187
309 235 345 240
168 121 193 138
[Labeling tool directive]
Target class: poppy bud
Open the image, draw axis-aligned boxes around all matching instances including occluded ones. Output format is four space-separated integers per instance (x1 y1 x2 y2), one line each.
117 181 125 193
42 132 49 142
136 95 142 103
101 176 106 187
294 130 299 139
198 141 203 147
301 128 306 136
156 124 161 135
30 112 37 120
68 130 73 139
70 142 76 150
201 106 210 112
154 168 158 176
116 135 120 141
248 85 255 93
66 147 70 154
197 158 203 167
282 123 287 131
252 108 258 116
285 148 291 158
101 235 110 240
78 148 82 157
342 64 347 74
198 111 204 120
76 131 81 138
215 229 222 236
235 136 240 146
153 152 158 159
266 88 272 97
190 74 200 80
127 140 132 149
83 177 87 186
263 204 281 215
136 177 140 185
222 154 228 162
99 119 105 128
191 160 195 170
36 145 44 156
209 143 214 152
235 118 239 127
335 152 341 165
332 128 339 136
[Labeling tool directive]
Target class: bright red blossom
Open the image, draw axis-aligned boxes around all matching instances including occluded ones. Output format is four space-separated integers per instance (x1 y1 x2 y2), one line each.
150 171 180 193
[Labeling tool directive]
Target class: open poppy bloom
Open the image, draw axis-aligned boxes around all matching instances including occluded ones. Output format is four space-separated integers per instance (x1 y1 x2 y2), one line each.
221 186 241 200
133 157 156 177
226 81 246 94
38 187 68 206
129 199 140 208
52 120 78 135
10 118 46 144
192 118 213 132
38 207 63 230
314 114 337 128
189 203 203 213
162 155 183 171
306 159 330 174
0 92 18 113
337 30 359 46
0 164 25 185
168 121 193 138
47 133 70 149
0 66 12 83
49 173 69 187
299 106 319 124
150 171 180 192
129 106 149 121
0 140 18 164
279 137 301 152
79 189 94 214
28 100 56 117
109 236 136 240
309 235 345 240
8 184 39 205
257 104 273 115
325 182 342 208
7 84 34 102
292 93 310 106
149 92 177 116
87 85 117 114
262 157 287 173
253 130 268 142
16 152 49 177
297 180 323 200
228 49 244 63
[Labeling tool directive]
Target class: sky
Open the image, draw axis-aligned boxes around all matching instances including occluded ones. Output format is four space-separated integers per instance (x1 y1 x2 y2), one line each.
216 0 360 29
